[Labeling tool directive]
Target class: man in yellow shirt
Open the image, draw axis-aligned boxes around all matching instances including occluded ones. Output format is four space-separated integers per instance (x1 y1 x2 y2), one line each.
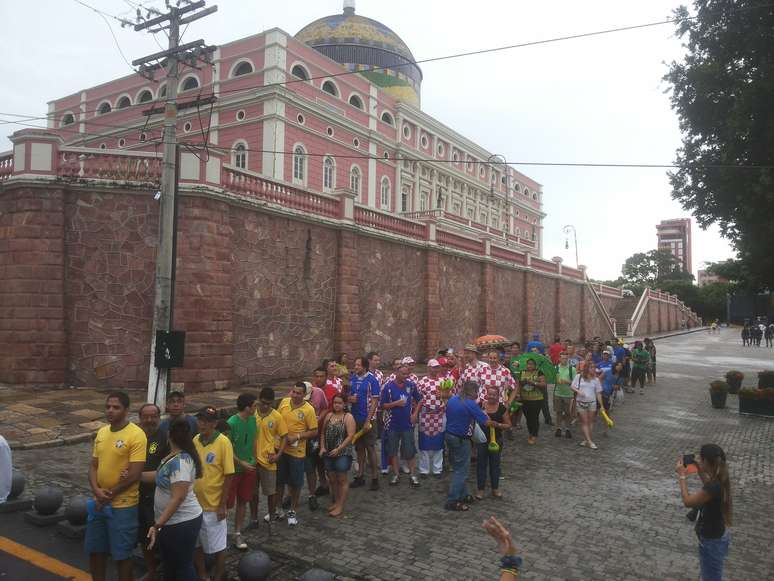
85 391 147 581
193 406 234 581
249 387 288 525
277 384 318 526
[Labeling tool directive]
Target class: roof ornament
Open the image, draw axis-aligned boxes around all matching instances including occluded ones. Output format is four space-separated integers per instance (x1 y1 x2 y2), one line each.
343 0 355 16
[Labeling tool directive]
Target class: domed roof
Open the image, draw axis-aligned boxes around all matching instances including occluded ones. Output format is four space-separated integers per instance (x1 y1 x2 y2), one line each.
295 2 422 107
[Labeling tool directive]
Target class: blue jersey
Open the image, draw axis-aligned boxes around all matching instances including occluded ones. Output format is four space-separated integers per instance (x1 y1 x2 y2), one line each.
380 380 421 432
349 372 380 423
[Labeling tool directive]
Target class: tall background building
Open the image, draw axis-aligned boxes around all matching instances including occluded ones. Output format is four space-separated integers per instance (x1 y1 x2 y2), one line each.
656 218 692 274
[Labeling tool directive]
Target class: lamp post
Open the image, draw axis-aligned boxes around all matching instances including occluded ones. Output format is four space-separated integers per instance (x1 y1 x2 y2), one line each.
563 224 579 268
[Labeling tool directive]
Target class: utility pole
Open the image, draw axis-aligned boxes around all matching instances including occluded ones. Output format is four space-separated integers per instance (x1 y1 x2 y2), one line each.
130 1 217 411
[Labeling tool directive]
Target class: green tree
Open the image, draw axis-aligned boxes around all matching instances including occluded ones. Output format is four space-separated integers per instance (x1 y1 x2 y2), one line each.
664 1 774 291
622 250 680 286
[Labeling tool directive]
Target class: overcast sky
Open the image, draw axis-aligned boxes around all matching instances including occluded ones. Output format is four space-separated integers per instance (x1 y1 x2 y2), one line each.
0 0 735 280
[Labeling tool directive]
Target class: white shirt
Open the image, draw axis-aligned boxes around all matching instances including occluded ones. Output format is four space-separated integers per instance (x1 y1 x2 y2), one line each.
0 436 11 503
572 375 602 403
154 452 202 525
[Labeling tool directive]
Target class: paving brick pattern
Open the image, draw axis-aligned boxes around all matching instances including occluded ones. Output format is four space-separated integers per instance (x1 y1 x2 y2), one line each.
8 328 774 580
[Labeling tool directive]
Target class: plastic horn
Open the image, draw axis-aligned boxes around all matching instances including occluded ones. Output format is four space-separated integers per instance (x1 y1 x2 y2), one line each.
600 409 614 428
487 425 500 453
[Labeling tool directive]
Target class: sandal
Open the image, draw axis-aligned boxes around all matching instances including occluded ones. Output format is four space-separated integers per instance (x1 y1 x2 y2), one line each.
444 501 470 511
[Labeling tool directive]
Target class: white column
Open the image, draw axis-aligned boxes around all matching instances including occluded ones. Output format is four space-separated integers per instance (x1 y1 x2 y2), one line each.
262 32 287 180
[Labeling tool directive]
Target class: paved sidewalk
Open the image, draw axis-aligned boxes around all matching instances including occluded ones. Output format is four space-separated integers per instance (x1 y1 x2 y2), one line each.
8 327 774 580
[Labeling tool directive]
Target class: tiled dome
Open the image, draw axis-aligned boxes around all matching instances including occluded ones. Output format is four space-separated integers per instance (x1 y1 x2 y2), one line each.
295 2 422 107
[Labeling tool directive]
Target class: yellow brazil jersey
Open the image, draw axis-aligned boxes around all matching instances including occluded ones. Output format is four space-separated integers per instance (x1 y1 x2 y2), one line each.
277 399 318 459
193 432 235 511
254 408 288 471
92 422 147 509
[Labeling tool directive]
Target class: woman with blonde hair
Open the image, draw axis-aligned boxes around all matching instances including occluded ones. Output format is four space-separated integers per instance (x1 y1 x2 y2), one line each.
676 444 732 581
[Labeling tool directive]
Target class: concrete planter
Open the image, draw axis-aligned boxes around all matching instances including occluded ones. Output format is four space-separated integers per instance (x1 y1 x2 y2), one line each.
739 397 774 417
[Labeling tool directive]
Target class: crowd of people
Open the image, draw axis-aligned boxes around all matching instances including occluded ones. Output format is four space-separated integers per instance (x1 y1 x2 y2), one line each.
83 335 668 580
740 321 774 347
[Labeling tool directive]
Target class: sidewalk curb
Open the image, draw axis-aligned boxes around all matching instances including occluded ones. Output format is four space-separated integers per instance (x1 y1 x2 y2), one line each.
625 326 709 343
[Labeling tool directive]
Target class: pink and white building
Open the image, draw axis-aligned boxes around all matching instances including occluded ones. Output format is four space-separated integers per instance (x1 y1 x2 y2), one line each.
40 2 545 255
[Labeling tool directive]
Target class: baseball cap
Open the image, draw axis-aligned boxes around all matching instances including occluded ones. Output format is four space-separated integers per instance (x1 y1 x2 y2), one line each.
401 356 415 365
427 359 441 367
195 406 218 421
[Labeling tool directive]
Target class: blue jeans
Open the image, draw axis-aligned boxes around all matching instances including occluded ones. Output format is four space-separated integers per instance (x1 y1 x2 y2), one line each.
158 514 202 581
475 443 501 491
698 532 729 581
445 433 471 503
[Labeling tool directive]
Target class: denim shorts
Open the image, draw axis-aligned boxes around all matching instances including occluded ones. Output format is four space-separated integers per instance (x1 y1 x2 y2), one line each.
323 454 353 474
84 505 138 561
385 429 416 460
278 455 305 489
576 400 597 412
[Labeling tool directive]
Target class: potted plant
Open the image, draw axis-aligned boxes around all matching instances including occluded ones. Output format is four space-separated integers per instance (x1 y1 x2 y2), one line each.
739 387 774 417
758 371 774 389
709 381 729 409
725 370 744 394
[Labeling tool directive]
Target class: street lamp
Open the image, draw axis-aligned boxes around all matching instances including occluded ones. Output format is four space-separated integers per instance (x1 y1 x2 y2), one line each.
563 224 579 268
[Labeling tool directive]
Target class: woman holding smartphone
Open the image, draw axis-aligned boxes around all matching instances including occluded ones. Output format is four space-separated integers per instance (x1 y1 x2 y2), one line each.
675 444 732 581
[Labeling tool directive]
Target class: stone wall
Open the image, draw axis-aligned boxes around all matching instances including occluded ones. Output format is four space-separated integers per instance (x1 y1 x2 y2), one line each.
1 182 695 391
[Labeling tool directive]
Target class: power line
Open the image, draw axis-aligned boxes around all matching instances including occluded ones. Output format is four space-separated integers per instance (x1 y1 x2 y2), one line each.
9 1 774 124
72 0 135 70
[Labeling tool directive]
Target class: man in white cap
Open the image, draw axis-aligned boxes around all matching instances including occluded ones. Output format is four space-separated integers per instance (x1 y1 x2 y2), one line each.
402 356 419 384
417 360 448 477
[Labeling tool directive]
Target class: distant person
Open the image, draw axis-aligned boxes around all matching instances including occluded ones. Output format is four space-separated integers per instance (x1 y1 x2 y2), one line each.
226 393 258 550
766 324 774 348
741 325 750 346
553 351 575 439
193 406 235 581
250 387 288 525
319 393 356 517
86 392 147 581
571 365 604 450
475 386 511 499
547 335 563 365
137 403 169 581
303 378 328 508
145 418 203 581
675 444 733 581
644 338 657 385
525 334 545 355
630 341 650 395
158 391 198 443
348 356 381 491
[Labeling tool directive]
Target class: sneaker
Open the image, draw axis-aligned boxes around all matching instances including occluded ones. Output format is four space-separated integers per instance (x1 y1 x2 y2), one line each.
400 466 410 475
286 510 298 526
351 475 365 488
565 429 572 439
554 428 562 438
281 496 292 510
263 509 285 523
380 468 390 475
234 533 247 550
409 475 420 488
308 495 318 511
369 478 380 491
389 474 400 486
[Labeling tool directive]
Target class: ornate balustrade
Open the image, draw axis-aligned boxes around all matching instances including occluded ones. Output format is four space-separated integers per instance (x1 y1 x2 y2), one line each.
354 206 427 240
59 147 162 182
0 151 12 181
223 165 340 219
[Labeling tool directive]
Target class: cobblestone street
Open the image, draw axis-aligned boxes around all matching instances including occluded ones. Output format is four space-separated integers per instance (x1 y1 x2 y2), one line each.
9 328 774 580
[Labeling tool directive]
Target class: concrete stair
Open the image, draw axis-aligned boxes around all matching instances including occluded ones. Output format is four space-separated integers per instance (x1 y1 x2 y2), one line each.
611 297 638 337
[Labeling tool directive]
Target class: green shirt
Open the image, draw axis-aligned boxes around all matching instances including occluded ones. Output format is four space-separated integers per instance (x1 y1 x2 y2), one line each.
632 348 650 370
519 370 544 401
554 364 575 398
227 414 257 471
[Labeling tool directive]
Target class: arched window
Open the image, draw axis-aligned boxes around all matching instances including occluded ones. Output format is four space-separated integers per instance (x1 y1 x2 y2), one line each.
116 96 131 109
348 94 364 109
233 143 247 169
291 64 309 81
61 113 75 127
322 80 339 97
180 76 199 91
96 101 112 115
323 156 335 191
380 177 391 210
293 145 306 183
137 89 153 103
401 189 409 212
380 111 394 126
232 61 254 77
349 166 361 197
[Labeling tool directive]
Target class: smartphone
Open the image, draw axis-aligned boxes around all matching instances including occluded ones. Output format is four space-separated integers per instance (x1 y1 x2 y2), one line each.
683 454 696 467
